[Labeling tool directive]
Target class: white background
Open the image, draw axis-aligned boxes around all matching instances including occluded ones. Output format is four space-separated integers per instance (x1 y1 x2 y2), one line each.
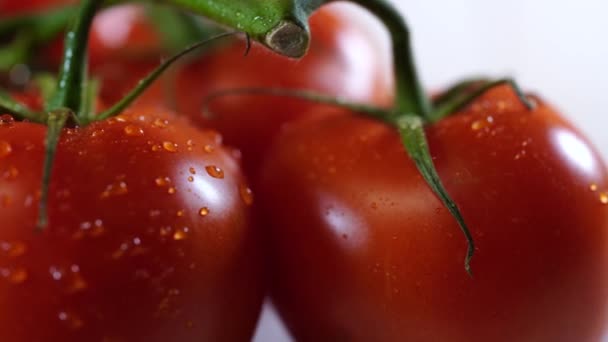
254 0 608 340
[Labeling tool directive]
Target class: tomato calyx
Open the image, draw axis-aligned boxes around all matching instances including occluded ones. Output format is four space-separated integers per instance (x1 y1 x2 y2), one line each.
1 0 251 230
203 74 535 274
430 78 536 122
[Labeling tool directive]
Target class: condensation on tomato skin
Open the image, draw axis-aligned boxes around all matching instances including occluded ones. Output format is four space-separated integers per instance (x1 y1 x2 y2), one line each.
1 165 19 180
155 176 171 187
590 183 598 192
198 207 209 217
239 185 254 206
124 125 144 137
152 118 169 129
0 140 12 158
470 116 494 131
48 264 88 294
600 192 608 205
205 165 224 179
57 310 84 330
0 114 15 126
0 267 28 284
156 287 182 318
173 227 190 240
0 240 26 257
186 139 195 152
162 141 178 152
167 187 177 195
72 219 105 240
203 144 214 153
100 180 129 199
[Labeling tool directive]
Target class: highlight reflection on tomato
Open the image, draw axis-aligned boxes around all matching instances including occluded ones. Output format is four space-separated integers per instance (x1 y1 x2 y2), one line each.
0 106 263 341
259 85 608 341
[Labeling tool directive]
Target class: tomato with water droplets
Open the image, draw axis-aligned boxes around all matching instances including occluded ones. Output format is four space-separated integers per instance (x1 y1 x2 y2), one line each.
160 3 391 177
258 85 608 341
0 105 263 341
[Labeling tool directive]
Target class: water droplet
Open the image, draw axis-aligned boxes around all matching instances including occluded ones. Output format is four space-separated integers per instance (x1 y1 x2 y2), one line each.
471 116 494 131
124 125 144 137
162 141 178 152
203 144 214 153
100 180 128 199
187 176 194 182
2 165 18 180
153 118 169 128
176 209 185 217
0 115 14 127
168 187 176 195
600 192 608 204
173 227 189 240
151 144 162 152
189 167 196 175
590 183 598 192
2 267 28 284
186 140 194 151
112 242 130 259
155 177 171 187
0 141 12 158
159 226 172 237
198 207 209 217
239 185 253 205
205 166 224 179
0 241 26 257
49 265 64 280
90 129 105 138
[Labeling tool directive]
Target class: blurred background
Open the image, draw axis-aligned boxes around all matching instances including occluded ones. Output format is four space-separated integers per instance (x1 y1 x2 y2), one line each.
254 0 608 340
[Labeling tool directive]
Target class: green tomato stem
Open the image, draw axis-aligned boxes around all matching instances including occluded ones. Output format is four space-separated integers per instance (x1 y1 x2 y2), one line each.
47 0 100 113
0 89 41 122
36 109 70 230
97 31 243 121
394 114 474 275
154 0 310 57
339 0 430 118
430 78 535 122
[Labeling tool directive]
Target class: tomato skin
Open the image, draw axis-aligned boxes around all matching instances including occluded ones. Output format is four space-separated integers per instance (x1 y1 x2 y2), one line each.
258 85 608 341
0 107 263 341
171 3 392 176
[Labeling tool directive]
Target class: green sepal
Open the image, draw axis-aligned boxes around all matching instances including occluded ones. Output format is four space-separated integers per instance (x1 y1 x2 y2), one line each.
394 114 475 275
36 109 71 230
0 89 40 122
429 78 535 122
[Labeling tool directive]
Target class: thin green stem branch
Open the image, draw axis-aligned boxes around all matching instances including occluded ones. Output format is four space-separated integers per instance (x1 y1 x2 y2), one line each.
47 0 100 112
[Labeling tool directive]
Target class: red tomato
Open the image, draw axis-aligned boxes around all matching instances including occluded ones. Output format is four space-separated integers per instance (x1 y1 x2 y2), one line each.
169 3 392 176
0 106 263 341
258 85 608 341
